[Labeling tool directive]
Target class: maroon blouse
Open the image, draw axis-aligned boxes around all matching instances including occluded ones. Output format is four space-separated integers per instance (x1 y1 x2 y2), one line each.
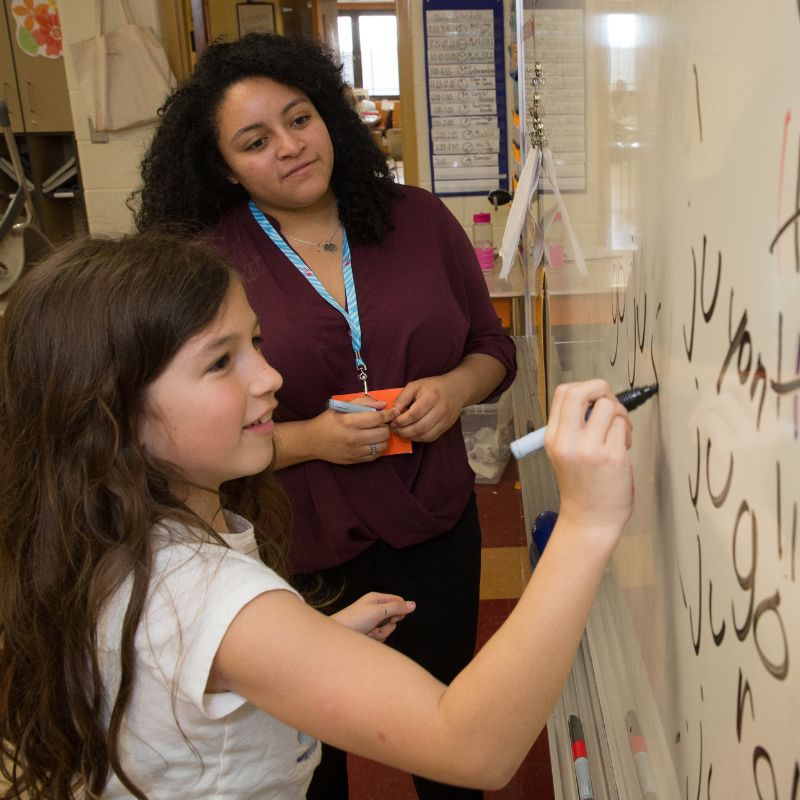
207 185 516 571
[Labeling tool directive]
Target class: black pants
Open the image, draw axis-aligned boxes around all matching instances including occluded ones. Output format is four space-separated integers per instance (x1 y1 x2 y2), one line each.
303 495 484 800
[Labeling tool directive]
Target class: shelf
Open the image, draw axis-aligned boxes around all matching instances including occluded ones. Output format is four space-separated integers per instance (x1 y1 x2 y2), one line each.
0 133 86 241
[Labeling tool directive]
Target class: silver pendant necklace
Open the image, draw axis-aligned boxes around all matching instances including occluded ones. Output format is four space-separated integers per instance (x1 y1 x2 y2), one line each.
283 223 341 253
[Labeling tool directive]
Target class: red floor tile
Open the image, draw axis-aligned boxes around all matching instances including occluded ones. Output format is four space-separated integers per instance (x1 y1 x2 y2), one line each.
474 461 526 549
348 738 553 800
475 598 515 649
348 756 416 799
347 460 554 799
347 598 554 799
478 600 555 800
486 730 554 800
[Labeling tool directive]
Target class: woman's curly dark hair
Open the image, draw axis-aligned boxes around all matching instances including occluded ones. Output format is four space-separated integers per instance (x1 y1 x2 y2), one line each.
131 33 400 243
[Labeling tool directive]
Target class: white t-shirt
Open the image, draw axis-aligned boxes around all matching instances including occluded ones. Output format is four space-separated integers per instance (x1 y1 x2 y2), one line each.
98 512 320 798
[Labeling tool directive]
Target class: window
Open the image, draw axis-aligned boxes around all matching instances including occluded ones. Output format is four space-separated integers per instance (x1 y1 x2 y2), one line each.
606 13 638 90
337 11 399 98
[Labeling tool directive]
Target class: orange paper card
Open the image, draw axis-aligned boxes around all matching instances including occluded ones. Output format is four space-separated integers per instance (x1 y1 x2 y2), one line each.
332 387 412 456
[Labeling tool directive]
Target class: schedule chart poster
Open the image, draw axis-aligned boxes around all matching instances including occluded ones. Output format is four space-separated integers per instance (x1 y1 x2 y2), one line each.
424 0 508 196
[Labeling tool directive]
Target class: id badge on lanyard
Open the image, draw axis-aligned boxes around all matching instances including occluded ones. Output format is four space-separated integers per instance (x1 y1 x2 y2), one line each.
249 202 369 393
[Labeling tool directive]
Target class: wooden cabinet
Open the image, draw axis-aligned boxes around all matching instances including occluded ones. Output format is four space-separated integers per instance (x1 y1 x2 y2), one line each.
0 13 24 132
0 1 86 242
13 48 74 133
1 2 73 133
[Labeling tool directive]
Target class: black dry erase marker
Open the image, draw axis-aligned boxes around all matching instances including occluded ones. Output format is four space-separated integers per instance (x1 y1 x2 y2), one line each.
613 384 659 414
510 384 659 459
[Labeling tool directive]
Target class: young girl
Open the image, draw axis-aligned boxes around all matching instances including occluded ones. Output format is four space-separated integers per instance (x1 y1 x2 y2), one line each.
0 234 633 799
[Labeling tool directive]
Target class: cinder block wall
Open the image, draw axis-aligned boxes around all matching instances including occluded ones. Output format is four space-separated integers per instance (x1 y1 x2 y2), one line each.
59 2 166 235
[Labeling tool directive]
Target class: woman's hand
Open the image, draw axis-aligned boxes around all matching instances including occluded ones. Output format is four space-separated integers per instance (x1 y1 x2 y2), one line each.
391 374 467 443
392 354 507 444
544 380 634 547
309 398 398 464
331 592 416 642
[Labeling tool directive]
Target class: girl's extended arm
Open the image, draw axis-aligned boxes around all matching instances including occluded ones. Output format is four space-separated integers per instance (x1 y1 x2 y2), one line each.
211 380 633 789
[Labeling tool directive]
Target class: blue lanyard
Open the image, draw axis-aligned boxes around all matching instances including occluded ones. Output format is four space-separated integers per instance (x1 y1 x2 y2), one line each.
248 202 368 393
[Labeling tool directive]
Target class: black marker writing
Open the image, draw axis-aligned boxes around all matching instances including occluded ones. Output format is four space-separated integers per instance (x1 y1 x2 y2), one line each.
690 534 702 655
736 668 754 742
684 247 699 361
709 580 726 646
701 237 721 322
753 592 789 680
768 208 800 258
689 428 701 519
717 292 768 430
628 294 646 387
706 438 733 508
754 746 778 800
683 236 722 362
610 262 626 367
770 375 800 395
609 262 660 390
650 301 662 386
775 461 798 582
732 500 756 642
692 64 703 143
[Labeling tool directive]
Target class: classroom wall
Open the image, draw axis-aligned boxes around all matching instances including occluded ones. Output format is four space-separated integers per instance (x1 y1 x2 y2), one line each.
57 1 515 240
58 1 167 235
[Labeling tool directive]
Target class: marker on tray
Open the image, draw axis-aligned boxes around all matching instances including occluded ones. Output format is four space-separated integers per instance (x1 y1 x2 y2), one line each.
627 710 658 799
568 714 594 800
510 384 658 459
327 398 379 414
529 510 558 568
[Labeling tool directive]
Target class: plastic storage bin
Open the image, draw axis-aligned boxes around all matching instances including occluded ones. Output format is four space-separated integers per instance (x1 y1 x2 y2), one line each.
460 388 514 484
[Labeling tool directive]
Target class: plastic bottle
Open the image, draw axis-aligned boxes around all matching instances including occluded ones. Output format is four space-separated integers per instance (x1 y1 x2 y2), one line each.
472 212 495 271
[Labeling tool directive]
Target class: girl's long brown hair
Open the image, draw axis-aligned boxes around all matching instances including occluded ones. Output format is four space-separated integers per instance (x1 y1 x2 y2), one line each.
0 234 292 799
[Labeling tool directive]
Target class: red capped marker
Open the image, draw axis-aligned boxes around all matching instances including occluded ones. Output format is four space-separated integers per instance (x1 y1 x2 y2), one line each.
627 710 658 799
568 714 594 800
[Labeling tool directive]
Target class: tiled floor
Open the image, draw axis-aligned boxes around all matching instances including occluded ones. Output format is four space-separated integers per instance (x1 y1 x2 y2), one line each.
348 461 556 799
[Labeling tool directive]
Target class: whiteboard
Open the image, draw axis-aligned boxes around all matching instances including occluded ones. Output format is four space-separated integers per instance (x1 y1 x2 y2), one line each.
528 1 800 797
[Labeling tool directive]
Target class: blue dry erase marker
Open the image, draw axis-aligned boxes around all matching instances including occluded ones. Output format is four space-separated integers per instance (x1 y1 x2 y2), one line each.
327 398 379 414
529 511 557 569
510 384 658 459
569 714 594 800
531 510 558 561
